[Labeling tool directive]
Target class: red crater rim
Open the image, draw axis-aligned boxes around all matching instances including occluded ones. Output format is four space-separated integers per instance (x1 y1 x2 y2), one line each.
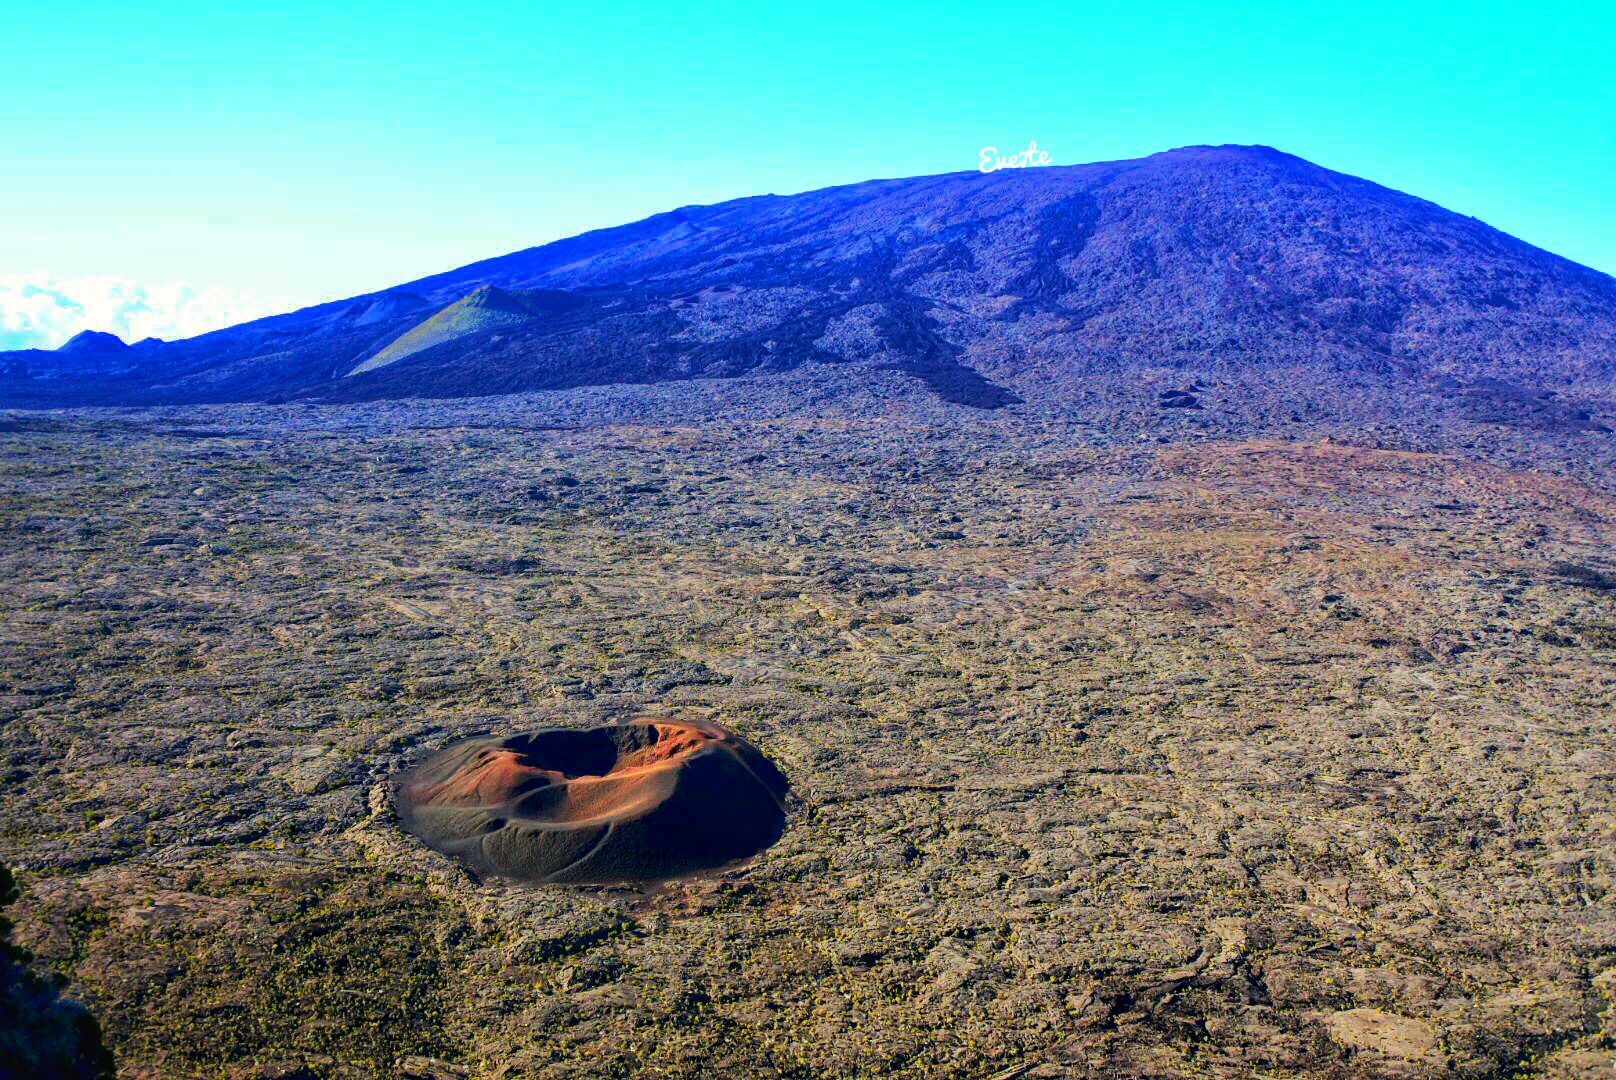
394 719 789 884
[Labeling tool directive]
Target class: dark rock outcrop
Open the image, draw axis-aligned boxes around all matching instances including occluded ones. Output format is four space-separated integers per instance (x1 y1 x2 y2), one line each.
0 864 116 1080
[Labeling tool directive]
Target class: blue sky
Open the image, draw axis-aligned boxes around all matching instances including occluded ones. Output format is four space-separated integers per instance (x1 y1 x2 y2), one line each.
4 1 1613 346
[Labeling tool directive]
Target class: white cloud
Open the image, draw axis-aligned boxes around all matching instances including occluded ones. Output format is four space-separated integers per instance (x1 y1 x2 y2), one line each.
0 274 302 351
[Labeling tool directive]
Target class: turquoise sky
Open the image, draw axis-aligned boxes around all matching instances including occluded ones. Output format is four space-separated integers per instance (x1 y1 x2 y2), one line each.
5 0 1613 322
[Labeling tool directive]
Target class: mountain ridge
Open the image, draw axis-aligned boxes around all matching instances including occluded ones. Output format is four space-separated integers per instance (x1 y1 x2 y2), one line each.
5 144 1614 409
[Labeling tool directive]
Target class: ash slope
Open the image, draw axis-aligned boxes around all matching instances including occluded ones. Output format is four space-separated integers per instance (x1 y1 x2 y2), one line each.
5 144 1616 409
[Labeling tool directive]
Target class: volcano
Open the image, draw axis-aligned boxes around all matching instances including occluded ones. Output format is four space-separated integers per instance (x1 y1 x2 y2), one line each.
4 145 1613 410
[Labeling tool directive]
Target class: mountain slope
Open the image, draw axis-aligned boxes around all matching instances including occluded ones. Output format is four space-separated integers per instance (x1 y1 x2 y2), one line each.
347 285 592 375
4 145 1614 409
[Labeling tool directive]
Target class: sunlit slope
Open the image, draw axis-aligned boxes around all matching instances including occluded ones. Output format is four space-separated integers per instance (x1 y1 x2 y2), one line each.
348 284 585 375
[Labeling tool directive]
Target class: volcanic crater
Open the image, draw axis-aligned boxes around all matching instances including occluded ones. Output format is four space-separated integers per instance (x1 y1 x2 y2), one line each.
394 719 789 884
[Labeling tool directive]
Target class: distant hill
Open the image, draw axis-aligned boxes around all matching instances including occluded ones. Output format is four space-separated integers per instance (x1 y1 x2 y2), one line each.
4 145 1614 409
56 330 129 357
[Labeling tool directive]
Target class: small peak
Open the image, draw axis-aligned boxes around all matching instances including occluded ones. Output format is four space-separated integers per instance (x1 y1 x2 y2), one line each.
58 330 128 354
345 291 432 327
456 284 526 312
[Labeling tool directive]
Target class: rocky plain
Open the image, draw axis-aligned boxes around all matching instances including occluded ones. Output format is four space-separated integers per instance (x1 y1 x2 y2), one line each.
3 362 1615 1078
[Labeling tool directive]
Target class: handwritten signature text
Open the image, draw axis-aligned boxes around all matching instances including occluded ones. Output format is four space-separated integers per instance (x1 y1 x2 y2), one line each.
979 140 1052 173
